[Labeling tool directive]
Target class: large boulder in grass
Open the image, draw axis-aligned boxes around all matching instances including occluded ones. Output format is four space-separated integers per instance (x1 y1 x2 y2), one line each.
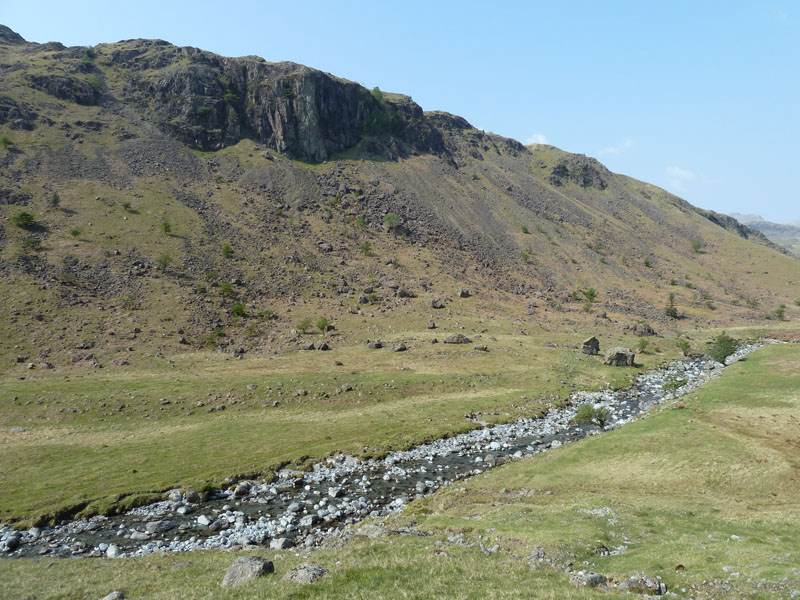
633 322 656 337
603 347 635 366
221 556 274 588
617 573 667 595
443 333 472 344
582 336 600 355
281 562 327 584
569 571 607 589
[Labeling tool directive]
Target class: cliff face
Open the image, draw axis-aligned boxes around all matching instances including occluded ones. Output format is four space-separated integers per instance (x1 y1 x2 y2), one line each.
100 39 444 161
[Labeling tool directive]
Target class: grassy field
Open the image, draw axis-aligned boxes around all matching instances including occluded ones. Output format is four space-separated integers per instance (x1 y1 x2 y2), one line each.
1 337 798 598
1 327 659 525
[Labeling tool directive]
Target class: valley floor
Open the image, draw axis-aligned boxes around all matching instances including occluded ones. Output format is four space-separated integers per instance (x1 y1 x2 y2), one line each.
1 335 799 598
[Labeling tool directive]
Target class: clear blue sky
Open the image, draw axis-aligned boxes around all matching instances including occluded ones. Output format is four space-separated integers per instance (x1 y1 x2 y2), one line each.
5 1 798 222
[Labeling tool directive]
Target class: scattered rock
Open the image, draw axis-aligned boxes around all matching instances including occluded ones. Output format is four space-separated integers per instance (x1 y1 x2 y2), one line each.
367 341 383 349
617 573 667 595
582 336 600 355
100 592 125 600
106 544 121 558
281 562 327 584
570 571 607 589
397 288 416 298
633 322 656 337
444 333 472 344
428 298 445 309
456 288 471 298
221 556 274 588
392 343 407 352
426 321 436 329
38 362 55 370
270 537 294 550
603 347 635 366
314 341 329 351
473 344 488 351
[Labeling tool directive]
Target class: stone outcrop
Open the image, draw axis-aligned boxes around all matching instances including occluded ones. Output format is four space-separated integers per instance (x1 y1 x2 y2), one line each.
582 336 599 355
603 347 635 366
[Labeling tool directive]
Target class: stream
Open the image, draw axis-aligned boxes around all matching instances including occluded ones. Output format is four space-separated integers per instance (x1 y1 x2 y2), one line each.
0 343 763 559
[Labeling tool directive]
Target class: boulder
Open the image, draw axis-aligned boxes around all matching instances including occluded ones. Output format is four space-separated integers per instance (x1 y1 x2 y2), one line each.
569 571 607 589
456 288 471 298
603 347 635 366
582 336 600 355
314 341 329 351
426 321 436 329
270 537 294 550
367 340 383 349
473 344 488 352
100 593 125 600
281 562 327 584
221 556 274 588
392 343 407 352
444 333 472 344
428 298 445 309
633 322 656 337
396 288 416 298
617 573 667 595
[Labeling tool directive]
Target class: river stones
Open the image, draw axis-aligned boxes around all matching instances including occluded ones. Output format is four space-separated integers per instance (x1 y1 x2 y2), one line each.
221 556 274 588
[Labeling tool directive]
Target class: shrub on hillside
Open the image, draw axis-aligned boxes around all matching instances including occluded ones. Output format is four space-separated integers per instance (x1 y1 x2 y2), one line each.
11 211 36 229
710 332 737 364
573 404 609 427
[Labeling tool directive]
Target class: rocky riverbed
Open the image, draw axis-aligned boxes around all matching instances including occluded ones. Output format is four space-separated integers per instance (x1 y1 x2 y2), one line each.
0 343 763 559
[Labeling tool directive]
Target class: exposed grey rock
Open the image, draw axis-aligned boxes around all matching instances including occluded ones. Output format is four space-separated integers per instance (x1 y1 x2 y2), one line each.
456 288 471 298
582 336 600 355
617 573 667 595
314 341 329 351
428 298 445 309
443 333 472 344
633 322 656 337
473 344 488 352
145 520 173 534
221 556 274 588
569 571 607 588
281 562 327 584
367 340 383 349
37 362 54 369
270 537 294 549
184 488 201 503
603 347 635 366
392 343 407 352
397 288 416 298
426 321 436 329
106 544 121 558
100 592 125 600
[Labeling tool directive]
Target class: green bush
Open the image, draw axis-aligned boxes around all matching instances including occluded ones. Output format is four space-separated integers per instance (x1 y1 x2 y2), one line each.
665 292 678 319
775 304 786 321
231 302 246 317
0 134 13 150
222 243 234 259
11 211 35 229
156 253 172 272
521 226 529 234
710 332 737 363
360 241 373 256
583 288 597 302
676 339 691 356
383 213 402 234
637 338 649 353
121 201 132 212
643 258 652 268
219 282 236 298
573 404 609 427
316 316 330 333
161 221 172 234
22 237 41 250
49 192 60 209
356 215 367 227
690 238 702 253
297 317 313 334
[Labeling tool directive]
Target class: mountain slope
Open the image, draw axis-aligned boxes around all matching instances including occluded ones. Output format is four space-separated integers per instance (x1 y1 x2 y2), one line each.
729 213 800 257
1 25 799 369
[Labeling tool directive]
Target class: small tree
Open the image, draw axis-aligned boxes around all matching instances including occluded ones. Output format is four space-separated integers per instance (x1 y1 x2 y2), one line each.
775 304 786 321
383 213 402 235
156 253 172 272
360 241 373 256
11 211 35 229
222 243 234 259
521 226 529 234
49 192 60 209
676 339 691 356
161 221 172 234
121 201 132 212
665 292 678 319
573 404 610 427
316 316 330 334
219 282 236 298
637 338 649 354
231 302 246 317
297 317 313 334
710 332 737 364
70 229 81 239
583 288 597 302
643 258 652 268
690 238 702 253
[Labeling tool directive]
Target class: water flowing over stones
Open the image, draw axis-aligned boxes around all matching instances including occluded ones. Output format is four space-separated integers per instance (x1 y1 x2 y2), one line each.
0 344 762 558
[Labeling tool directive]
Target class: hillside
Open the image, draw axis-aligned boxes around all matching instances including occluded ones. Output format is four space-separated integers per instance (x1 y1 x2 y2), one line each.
2 25 799 372
730 213 800 257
